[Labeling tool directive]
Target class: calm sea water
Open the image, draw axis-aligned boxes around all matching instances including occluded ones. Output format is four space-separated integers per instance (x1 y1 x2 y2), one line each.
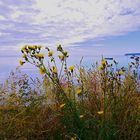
0 55 132 83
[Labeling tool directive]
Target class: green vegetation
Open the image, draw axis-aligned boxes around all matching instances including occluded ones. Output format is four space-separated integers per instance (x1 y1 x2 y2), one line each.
0 45 140 140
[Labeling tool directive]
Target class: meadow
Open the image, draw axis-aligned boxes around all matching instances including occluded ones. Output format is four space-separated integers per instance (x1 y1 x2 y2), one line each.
0 45 140 140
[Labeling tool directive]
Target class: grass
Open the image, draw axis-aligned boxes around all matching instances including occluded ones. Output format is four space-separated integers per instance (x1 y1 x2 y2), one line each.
0 45 140 140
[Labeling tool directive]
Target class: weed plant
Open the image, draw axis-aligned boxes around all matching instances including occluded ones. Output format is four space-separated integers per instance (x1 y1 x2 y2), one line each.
0 45 139 140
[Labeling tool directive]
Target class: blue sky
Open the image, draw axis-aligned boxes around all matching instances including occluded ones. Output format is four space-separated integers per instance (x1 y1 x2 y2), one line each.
0 0 140 57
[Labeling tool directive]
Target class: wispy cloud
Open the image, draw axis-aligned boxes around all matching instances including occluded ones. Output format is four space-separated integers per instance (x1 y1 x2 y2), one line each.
0 0 140 50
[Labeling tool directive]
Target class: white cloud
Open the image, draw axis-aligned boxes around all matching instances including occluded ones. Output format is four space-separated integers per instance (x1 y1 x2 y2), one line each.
0 0 140 48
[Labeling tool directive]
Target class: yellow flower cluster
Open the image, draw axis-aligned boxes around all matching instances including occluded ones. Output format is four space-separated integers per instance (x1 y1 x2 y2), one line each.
57 45 69 62
98 59 107 70
101 59 107 66
20 45 45 66
21 45 42 52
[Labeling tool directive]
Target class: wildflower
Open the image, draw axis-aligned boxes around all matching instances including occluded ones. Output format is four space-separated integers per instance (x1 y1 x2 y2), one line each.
48 51 54 57
68 65 75 72
98 65 104 70
101 59 107 66
118 70 125 75
57 44 63 52
22 54 27 58
97 111 104 115
60 103 65 108
39 67 46 75
34 54 45 59
37 45 42 49
76 88 82 95
63 51 69 57
71 137 77 140
58 55 65 61
21 45 27 51
21 45 28 53
22 54 28 61
79 114 84 118
19 60 25 66
52 66 57 74
28 45 36 50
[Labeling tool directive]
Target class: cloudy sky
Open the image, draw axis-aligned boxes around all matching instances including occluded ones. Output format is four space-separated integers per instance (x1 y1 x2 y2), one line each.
0 0 140 56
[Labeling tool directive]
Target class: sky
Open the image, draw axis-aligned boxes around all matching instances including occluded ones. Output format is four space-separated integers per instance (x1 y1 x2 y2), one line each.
0 0 140 57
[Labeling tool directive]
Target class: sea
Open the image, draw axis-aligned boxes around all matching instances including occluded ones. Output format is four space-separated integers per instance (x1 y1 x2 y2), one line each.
0 54 135 84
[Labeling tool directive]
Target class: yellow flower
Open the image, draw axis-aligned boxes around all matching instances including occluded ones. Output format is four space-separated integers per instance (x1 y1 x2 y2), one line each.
79 114 84 118
37 45 42 49
22 54 28 61
21 45 28 52
101 59 107 66
22 54 27 58
19 60 25 66
48 51 54 57
60 103 65 108
21 45 27 50
76 88 82 95
118 71 125 75
58 55 65 61
52 66 57 74
39 67 46 75
98 65 104 70
71 137 77 140
97 111 104 115
68 65 75 72
28 45 36 50
34 54 45 58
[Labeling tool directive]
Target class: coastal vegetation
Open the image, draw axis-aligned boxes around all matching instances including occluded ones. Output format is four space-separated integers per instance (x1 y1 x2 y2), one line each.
0 45 140 140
